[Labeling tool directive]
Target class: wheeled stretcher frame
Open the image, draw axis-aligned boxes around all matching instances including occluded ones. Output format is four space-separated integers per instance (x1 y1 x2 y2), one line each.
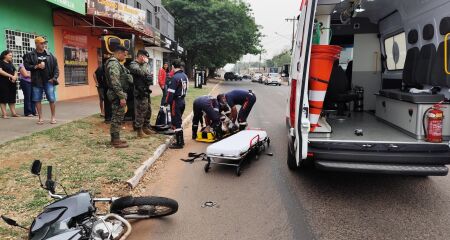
203 130 270 176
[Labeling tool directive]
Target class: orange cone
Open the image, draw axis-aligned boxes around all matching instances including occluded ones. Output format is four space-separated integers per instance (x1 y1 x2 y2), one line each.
309 45 342 132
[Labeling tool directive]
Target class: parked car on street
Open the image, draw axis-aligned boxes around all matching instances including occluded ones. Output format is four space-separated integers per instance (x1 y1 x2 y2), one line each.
252 72 263 82
264 72 282 86
224 72 236 81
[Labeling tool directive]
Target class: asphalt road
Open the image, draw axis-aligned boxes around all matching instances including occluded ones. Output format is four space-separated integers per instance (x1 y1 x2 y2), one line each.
128 80 450 240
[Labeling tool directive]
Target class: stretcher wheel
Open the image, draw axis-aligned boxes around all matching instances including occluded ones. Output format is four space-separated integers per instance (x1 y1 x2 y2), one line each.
267 138 271 148
236 167 241 176
204 163 210 173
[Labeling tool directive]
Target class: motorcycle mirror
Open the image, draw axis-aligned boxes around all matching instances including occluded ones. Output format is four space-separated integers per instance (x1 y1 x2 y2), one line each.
1 215 28 230
31 160 42 176
1 215 18 226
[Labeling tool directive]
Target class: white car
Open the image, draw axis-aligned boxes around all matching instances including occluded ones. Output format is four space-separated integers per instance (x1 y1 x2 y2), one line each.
264 73 282 86
252 73 263 82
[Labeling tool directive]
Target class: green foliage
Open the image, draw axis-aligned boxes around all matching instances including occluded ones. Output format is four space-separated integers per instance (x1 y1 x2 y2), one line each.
266 49 291 68
163 0 261 70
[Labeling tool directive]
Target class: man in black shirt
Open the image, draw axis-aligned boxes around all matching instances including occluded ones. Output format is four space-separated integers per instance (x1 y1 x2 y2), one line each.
93 65 106 117
23 36 59 124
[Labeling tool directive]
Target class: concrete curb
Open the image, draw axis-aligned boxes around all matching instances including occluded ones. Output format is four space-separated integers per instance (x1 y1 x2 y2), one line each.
126 82 221 188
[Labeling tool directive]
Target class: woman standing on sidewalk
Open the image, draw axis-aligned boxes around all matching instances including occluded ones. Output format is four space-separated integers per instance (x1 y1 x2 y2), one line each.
19 63 36 116
0 50 19 118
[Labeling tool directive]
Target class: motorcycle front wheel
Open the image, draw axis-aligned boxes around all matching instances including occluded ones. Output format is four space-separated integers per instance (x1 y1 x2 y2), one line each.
110 196 178 219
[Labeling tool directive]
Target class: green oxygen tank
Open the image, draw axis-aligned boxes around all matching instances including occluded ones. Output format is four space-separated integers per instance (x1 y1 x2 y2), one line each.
313 21 322 45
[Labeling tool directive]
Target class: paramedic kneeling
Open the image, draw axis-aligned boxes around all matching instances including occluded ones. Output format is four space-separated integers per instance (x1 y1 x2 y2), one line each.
217 89 256 131
192 95 224 140
165 59 188 149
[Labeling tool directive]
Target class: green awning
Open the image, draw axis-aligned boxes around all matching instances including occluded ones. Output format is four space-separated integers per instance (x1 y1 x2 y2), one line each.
47 0 86 15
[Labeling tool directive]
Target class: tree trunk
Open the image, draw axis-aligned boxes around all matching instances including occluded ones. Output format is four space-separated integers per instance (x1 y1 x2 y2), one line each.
208 67 216 78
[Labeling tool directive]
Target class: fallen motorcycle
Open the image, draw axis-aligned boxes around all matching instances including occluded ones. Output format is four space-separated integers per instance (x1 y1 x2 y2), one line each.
1 160 178 240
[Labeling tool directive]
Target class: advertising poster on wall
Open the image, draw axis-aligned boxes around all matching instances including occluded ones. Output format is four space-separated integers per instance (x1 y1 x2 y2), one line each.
63 31 88 85
63 31 88 66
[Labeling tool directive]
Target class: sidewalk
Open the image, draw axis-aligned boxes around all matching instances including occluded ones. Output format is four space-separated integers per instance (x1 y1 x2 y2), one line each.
0 86 163 144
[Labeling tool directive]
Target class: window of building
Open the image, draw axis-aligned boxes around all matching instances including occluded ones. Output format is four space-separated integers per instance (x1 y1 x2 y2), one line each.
64 66 88 85
5 29 46 104
384 32 406 71
135 1 141 9
156 17 160 30
120 0 127 4
147 10 152 25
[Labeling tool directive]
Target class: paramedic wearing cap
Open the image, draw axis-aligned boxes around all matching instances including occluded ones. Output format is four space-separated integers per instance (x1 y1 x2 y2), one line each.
192 95 224 140
129 50 153 138
218 89 256 131
23 36 59 125
165 59 188 149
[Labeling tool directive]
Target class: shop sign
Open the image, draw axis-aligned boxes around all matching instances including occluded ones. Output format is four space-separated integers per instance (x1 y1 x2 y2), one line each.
177 45 184 54
47 0 86 15
63 31 88 66
87 0 152 37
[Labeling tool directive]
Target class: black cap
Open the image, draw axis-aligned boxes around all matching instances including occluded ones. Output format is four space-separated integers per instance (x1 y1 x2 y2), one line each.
172 59 184 68
114 45 128 52
137 49 149 58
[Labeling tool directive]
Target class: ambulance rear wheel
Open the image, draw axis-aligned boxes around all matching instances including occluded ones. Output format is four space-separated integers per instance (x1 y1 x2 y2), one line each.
287 144 299 170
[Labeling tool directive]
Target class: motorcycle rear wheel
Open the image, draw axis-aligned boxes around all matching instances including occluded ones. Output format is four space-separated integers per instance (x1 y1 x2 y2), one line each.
110 196 178 219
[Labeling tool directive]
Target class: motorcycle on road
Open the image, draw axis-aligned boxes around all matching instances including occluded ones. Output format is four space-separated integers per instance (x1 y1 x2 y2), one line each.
1 160 178 240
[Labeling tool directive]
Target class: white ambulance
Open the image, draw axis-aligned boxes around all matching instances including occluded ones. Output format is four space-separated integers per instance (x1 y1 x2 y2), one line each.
287 0 450 176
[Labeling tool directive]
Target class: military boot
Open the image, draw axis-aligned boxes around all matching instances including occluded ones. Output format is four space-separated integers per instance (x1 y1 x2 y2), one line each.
137 128 149 139
180 130 185 146
143 127 156 135
192 125 198 140
169 130 184 149
111 133 129 148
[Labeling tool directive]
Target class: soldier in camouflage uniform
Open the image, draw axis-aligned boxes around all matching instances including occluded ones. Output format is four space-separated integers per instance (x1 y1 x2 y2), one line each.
128 50 154 138
105 45 133 148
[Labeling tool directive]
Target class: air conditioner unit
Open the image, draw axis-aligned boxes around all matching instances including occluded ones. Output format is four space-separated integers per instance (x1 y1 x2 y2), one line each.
154 6 161 13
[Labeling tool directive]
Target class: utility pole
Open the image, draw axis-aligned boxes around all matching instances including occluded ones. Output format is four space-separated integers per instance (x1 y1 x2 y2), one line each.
258 51 261 72
285 16 298 52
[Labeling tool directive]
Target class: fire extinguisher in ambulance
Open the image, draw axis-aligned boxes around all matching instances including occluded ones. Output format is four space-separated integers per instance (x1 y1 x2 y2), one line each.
423 102 445 143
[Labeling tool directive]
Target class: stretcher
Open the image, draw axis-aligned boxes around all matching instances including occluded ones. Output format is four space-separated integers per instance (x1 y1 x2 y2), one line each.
204 129 270 176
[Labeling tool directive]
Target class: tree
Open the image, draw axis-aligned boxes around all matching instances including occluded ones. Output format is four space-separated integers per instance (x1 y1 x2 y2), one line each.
266 49 291 68
163 0 261 77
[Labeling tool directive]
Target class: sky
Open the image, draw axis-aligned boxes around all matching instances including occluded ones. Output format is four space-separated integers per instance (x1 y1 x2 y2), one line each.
224 0 301 70
244 0 301 61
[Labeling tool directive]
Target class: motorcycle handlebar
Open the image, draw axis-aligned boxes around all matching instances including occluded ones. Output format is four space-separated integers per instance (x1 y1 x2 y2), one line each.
47 166 52 181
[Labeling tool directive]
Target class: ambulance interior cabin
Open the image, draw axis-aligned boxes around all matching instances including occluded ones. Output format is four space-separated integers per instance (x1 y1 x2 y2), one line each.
311 0 450 145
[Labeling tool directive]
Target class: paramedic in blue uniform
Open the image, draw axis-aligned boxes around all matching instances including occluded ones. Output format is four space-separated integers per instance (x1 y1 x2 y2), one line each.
217 89 256 131
192 95 226 139
165 59 188 149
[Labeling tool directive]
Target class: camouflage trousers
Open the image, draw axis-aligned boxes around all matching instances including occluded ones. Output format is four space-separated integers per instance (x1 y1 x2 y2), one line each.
110 100 126 137
134 96 151 128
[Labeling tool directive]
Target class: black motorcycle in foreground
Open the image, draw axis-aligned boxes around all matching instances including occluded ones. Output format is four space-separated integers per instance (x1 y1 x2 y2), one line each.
1 160 178 240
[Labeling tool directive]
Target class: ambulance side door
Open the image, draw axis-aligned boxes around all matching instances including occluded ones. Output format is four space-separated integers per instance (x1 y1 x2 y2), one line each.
292 0 317 163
